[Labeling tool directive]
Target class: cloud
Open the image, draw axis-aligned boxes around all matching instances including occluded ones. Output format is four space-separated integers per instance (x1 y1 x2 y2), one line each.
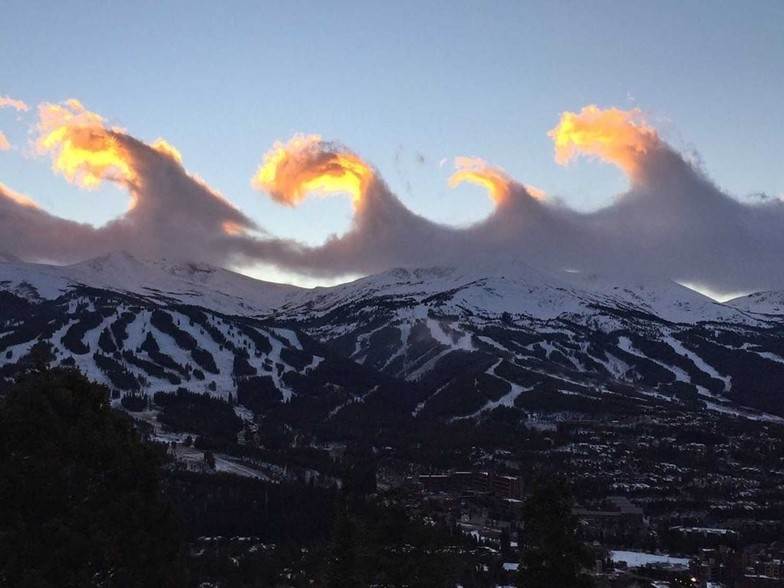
2 100 784 296
544 105 784 294
1 99 257 265
237 108 784 295
36 100 136 189
237 138 573 277
549 105 659 176
449 157 547 204
0 96 29 112
0 95 29 151
251 134 374 207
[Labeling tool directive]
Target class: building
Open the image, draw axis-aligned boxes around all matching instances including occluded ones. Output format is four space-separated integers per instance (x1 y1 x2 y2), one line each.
574 496 646 542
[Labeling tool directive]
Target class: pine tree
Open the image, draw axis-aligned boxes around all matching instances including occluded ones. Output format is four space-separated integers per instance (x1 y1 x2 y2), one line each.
321 506 361 588
0 367 188 587
517 475 595 588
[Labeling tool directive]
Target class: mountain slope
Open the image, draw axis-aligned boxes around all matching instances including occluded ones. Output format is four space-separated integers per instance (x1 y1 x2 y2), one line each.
276 259 784 419
0 284 417 429
727 290 784 316
2 253 784 421
0 251 300 315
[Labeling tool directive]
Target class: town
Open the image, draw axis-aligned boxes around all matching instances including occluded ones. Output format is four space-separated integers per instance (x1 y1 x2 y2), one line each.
145 392 784 587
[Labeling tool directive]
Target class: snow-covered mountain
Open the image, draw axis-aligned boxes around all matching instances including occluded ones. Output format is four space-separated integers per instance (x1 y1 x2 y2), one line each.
275 256 784 420
279 256 758 326
2 252 784 422
727 290 784 316
0 251 300 315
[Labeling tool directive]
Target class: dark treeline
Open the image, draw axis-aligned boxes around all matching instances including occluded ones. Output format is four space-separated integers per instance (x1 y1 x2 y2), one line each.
155 388 243 446
164 471 336 544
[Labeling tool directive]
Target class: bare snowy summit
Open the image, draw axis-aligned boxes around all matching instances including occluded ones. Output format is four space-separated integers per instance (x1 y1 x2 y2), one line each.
726 290 784 316
0 251 302 315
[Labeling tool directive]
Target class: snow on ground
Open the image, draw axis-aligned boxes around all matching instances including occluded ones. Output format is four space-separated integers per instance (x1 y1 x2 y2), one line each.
727 290 784 316
256 328 300 401
664 335 731 392
476 335 509 353
0 252 301 315
617 336 690 383
381 323 411 372
702 400 784 423
610 550 690 569
594 352 630 379
269 328 302 350
412 381 451 417
470 360 531 416
427 318 474 351
408 347 453 381
740 344 784 365
327 385 379 419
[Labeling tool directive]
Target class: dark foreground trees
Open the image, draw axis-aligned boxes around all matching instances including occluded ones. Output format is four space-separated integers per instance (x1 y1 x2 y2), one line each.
0 367 188 587
518 475 595 588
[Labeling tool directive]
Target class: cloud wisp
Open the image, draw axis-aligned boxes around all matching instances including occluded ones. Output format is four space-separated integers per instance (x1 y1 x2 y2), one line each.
0 95 30 151
0 99 782 296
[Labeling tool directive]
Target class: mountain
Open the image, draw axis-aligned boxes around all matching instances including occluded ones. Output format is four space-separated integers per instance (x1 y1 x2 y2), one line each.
0 254 417 431
280 256 753 325
0 251 300 314
275 257 784 419
727 290 784 316
2 252 784 423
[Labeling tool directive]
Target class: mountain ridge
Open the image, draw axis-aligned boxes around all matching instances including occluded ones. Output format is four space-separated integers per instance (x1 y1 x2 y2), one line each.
2 252 784 423
0 251 301 315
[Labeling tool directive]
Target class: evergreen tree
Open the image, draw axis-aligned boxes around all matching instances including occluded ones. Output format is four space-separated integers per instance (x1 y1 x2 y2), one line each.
321 506 361 588
341 440 377 497
19 340 55 374
517 475 595 588
0 367 188 587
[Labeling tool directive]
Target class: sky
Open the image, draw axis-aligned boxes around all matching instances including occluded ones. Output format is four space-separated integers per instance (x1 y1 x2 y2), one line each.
0 1 782 297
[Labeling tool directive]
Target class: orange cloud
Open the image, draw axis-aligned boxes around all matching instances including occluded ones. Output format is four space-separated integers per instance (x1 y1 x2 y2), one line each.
0 96 29 112
0 131 8 151
36 99 135 189
222 221 245 236
523 184 547 201
549 105 660 175
151 138 183 164
252 134 374 207
448 157 519 204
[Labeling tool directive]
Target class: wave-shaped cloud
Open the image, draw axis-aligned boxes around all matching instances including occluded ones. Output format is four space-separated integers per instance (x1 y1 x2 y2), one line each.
0 100 257 265
0 99 782 295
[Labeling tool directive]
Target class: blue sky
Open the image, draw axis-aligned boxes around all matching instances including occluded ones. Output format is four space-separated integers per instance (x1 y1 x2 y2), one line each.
1 0 782 285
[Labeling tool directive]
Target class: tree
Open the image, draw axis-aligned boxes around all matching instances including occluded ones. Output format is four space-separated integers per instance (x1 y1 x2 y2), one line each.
517 475 595 588
321 506 361 588
341 441 377 497
0 367 188 587
19 340 54 374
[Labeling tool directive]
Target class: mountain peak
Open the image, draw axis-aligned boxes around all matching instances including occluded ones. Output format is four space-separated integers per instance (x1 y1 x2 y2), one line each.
0 252 300 316
69 250 147 272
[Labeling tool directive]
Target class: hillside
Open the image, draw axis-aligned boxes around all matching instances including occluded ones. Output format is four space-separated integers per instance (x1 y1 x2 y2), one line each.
2 252 784 422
